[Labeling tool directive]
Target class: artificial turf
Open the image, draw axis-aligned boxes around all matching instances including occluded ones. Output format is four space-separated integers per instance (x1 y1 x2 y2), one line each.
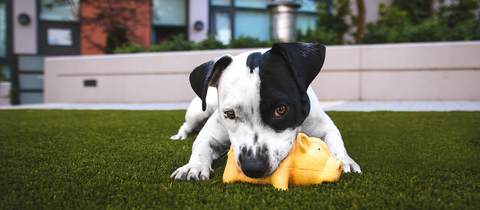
0 110 479 209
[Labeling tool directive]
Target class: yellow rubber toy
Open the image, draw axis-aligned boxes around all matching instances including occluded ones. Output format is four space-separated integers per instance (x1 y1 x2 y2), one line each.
223 133 343 190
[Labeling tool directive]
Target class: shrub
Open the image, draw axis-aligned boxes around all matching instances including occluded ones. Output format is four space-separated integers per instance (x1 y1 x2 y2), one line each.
229 35 270 49
195 38 227 50
362 1 480 44
149 34 196 52
296 28 337 45
112 43 147 54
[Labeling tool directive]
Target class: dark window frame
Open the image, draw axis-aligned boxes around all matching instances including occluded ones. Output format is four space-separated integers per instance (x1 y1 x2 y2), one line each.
0 0 17 104
151 0 189 44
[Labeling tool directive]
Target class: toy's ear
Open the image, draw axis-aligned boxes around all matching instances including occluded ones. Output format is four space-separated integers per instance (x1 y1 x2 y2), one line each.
190 55 233 111
296 133 312 154
270 42 326 94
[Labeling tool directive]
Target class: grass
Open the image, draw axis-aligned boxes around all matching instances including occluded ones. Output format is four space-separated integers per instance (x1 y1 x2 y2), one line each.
0 110 479 209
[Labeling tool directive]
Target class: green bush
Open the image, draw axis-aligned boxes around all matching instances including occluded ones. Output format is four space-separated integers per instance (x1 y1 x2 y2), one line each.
195 38 227 50
112 43 147 54
296 28 337 45
229 35 270 49
113 35 279 53
149 34 196 52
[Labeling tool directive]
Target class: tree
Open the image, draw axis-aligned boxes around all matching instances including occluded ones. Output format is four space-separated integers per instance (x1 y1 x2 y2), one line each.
354 0 365 44
316 0 353 45
437 0 480 27
80 0 151 54
392 0 434 24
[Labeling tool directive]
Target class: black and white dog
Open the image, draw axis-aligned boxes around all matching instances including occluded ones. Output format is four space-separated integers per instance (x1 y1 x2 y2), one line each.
171 42 361 181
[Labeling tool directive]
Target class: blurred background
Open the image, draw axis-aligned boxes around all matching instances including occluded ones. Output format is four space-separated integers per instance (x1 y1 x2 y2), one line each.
1 0 479 105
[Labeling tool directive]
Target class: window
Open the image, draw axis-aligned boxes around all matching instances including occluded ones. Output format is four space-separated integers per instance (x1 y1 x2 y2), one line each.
0 0 11 82
211 0 272 44
296 0 319 34
234 10 270 41
210 0 320 44
152 0 188 44
40 0 79 22
0 0 6 57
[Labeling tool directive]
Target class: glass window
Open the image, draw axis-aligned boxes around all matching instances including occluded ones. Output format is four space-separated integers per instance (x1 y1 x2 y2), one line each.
296 14 318 34
20 92 44 104
298 0 318 12
40 0 79 21
18 56 44 72
19 74 43 90
215 11 232 45
234 0 269 9
211 0 232 6
234 10 270 41
0 1 6 57
152 0 187 26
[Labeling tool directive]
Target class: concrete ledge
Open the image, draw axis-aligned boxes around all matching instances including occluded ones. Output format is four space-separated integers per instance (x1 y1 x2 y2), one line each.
45 41 480 103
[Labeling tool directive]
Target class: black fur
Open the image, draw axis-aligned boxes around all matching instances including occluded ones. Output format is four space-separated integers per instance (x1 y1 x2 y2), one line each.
246 52 262 73
257 42 326 131
189 55 233 111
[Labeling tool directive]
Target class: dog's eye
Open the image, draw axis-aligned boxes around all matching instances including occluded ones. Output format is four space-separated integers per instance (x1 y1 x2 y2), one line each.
274 106 286 118
225 110 236 119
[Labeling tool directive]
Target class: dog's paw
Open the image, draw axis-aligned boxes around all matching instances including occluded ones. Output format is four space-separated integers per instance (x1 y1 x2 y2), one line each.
338 155 362 173
170 163 213 180
170 133 187 140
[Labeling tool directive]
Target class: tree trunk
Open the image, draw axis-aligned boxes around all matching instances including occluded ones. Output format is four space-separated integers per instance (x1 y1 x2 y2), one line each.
355 0 366 44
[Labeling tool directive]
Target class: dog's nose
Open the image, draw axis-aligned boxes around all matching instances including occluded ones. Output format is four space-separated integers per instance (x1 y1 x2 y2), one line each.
239 147 269 178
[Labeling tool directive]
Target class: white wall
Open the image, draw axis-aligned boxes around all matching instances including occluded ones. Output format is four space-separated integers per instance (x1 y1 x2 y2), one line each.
13 0 37 54
44 41 480 103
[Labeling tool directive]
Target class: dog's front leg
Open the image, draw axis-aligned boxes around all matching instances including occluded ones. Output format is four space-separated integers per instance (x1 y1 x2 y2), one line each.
171 111 230 180
322 125 362 173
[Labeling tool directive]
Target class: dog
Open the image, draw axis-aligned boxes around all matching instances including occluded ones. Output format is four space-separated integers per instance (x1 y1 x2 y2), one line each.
170 42 361 181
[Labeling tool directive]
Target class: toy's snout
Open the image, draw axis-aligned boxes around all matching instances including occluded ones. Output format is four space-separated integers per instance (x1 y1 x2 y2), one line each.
324 157 343 182
238 146 269 178
333 158 343 173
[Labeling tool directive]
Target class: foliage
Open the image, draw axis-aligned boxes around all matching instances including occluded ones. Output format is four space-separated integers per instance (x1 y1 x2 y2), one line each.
1 110 480 209
296 28 337 45
149 34 196 52
112 43 147 54
196 38 228 50
316 0 354 44
392 0 435 24
113 35 282 53
362 0 480 44
437 0 480 27
229 35 270 49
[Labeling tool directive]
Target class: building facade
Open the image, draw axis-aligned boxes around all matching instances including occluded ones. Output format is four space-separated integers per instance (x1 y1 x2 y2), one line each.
2 0 325 105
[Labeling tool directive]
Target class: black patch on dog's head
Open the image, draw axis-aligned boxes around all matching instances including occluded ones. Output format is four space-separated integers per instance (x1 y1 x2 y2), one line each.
258 42 326 131
247 52 262 73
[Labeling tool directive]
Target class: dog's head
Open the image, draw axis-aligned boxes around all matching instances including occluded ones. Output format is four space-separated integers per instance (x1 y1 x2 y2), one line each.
190 42 326 178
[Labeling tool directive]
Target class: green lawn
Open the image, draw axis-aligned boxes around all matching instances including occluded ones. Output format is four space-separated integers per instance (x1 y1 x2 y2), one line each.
1 110 479 209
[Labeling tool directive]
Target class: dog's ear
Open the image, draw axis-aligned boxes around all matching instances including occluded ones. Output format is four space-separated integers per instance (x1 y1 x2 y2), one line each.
271 42 326 94
190 55 233 111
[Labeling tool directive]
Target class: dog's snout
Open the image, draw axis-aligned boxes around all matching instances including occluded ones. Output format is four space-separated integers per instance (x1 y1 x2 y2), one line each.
238 146 269 178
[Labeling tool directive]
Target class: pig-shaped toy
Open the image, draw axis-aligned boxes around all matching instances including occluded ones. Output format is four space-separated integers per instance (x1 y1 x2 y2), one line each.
223 133 343 190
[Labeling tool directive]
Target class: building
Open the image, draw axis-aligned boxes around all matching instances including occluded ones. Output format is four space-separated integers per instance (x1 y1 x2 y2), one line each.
3 0 394 105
